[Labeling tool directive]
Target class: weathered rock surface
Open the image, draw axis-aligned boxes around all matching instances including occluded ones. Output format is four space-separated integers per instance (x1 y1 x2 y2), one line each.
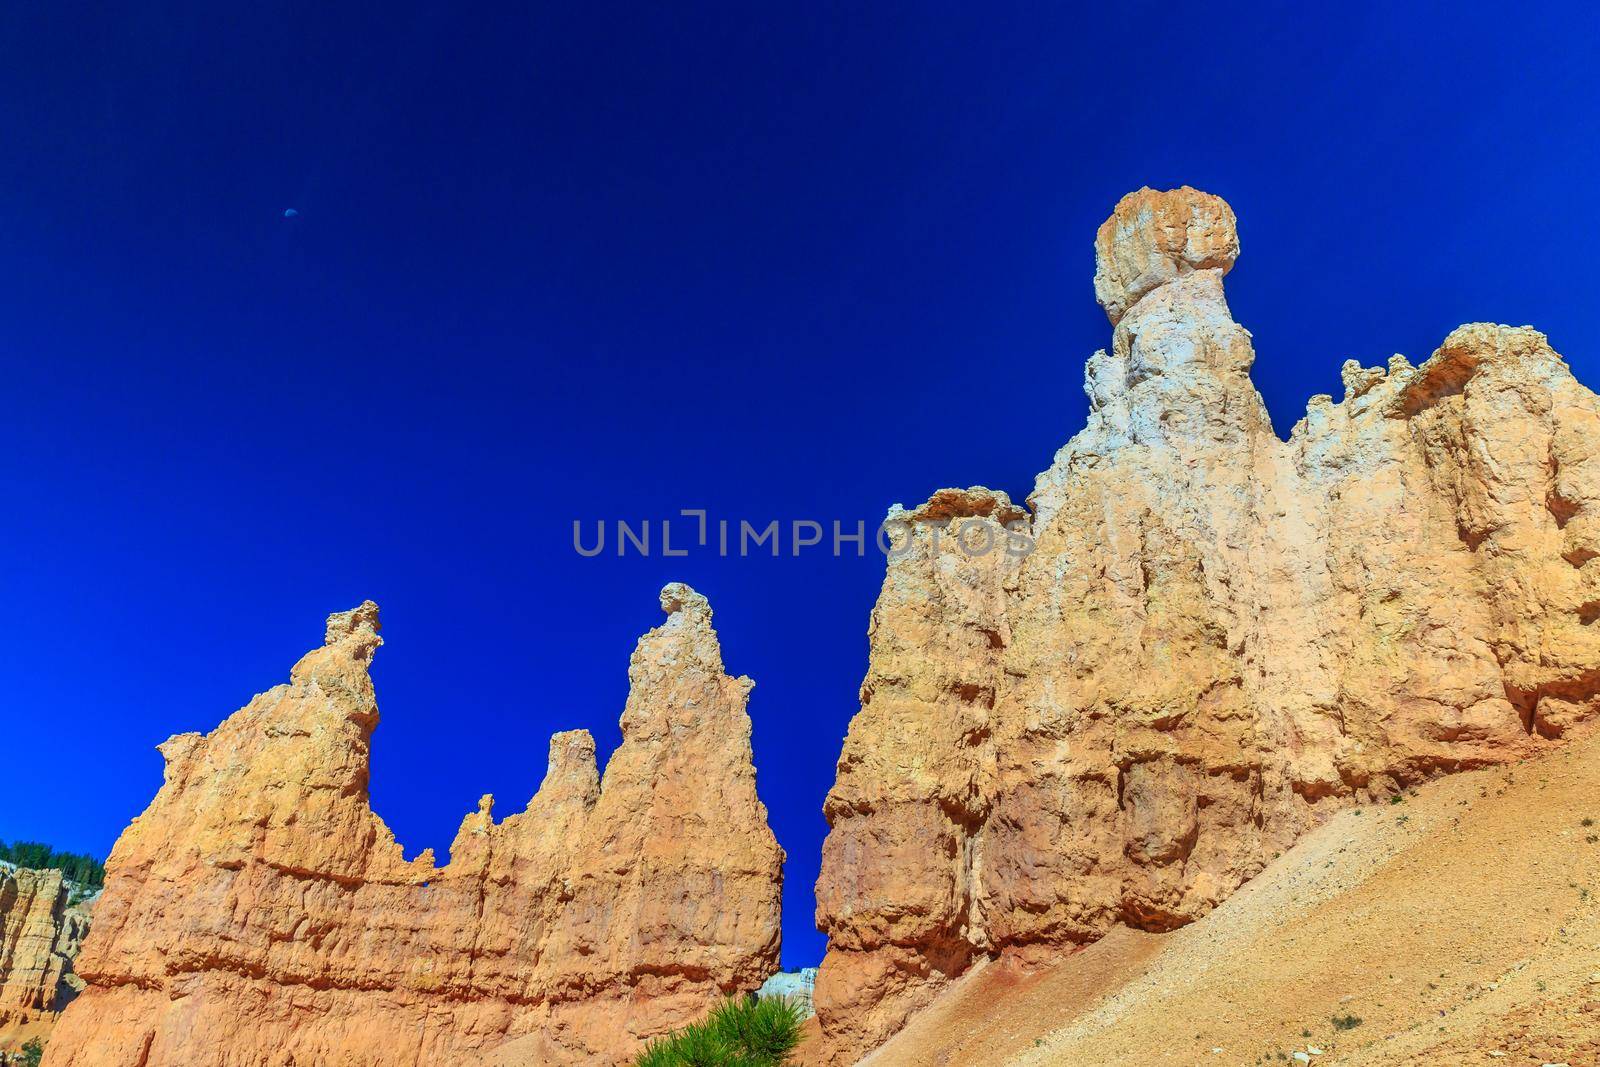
45 584 783 1066
813 186 1600 1062
0 867 91 1048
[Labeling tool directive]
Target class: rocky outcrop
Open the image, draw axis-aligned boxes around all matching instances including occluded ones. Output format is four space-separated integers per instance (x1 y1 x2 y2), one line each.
813 186 1600 1061
45 584 783 1066
0 868 91 1047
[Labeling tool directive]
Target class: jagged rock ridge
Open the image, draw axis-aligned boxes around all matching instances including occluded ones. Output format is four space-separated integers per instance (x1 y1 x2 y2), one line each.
812 186 1600 1062
0 867 92 1049
45 584 783 1067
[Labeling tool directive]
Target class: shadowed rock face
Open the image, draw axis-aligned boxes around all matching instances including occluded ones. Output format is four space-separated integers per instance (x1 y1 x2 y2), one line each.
0 867 92 1046
44 584 783 1067
812 186 1600 1062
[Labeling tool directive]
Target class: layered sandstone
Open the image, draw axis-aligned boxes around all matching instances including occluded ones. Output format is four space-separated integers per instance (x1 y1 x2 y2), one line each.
0 868 91 1047
45 584 783 1066
813 186 1600 1061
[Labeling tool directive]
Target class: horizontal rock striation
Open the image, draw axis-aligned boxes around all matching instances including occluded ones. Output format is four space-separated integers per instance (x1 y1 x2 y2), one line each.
813 186 1600 1061
45 585 783 1066
0 867 91 1047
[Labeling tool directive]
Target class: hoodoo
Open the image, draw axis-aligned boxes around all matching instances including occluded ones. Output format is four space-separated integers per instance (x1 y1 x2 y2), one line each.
45 585 783 1066
812 186 1600 1062
0 867 91 1050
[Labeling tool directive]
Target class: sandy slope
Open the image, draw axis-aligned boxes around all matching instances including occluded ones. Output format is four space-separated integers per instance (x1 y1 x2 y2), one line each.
848 734 1600 1067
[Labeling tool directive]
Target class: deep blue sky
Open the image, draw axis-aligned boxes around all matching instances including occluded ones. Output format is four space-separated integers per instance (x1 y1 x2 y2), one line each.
3 2 1598 968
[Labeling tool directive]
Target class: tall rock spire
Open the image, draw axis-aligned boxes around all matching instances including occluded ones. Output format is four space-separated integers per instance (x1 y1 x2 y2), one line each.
46 586 782 1066
812 187 1600 1063
0 867 91 1046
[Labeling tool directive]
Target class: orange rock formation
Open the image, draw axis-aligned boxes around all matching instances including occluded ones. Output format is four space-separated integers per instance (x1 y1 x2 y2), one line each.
45 584 783 1066
0 867 91 1050
812 186 1600 1061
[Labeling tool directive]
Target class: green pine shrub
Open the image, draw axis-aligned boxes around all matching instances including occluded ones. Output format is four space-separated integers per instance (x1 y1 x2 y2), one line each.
634 996 805 1067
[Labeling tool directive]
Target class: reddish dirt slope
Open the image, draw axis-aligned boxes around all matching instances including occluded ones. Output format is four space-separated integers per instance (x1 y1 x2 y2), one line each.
840 734 1600 1067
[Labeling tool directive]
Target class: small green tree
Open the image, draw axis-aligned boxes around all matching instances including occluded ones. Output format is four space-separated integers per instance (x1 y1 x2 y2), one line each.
20 1037 45 1067
635 996 805 1067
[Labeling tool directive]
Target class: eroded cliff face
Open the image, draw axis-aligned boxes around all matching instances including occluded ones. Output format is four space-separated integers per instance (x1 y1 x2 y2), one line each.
0 868 91 1048
45 584 783 1067
813 186 1600 1061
